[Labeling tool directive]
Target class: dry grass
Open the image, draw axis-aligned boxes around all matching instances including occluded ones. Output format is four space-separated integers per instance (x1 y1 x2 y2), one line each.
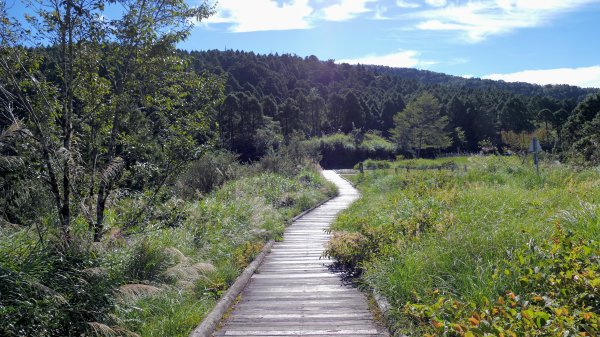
87 322 141 337
118 284 161 299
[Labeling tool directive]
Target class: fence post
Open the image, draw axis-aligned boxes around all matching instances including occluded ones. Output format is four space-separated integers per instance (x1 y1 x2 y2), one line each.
359 162 364 175
394 167 398 174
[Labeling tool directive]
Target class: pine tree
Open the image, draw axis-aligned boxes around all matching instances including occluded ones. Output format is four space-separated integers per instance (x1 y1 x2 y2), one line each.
391 92 451 157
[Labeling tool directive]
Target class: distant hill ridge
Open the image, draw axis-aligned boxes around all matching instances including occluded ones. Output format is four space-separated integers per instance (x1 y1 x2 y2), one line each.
185 49 598 102
367 65 598 101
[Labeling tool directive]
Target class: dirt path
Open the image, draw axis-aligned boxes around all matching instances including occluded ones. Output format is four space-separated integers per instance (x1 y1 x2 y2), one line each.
212 170 387 337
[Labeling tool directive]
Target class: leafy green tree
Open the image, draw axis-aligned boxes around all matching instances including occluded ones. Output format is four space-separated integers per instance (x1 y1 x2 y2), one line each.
341 90 365 132
552 107 570 150
326 93 344 132
219 94 241 149
563 93 600 164
306 88 325 136
391 92 451 157
381 94 405 135
0 0 222 241
261 95 278 117
277 98 301 142
497 97 534 132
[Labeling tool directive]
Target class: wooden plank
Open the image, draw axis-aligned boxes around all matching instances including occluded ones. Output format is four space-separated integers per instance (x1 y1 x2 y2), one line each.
212 171 387 337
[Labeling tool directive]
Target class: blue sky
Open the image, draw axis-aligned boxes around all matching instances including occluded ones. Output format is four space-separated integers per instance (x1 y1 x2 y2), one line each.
182 0 600 88
5 0 600 87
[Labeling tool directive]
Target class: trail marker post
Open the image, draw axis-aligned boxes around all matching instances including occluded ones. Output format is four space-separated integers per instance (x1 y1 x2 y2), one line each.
528 137 542 175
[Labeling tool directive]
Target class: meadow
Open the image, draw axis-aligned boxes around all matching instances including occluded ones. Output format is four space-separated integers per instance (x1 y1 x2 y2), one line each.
0 158 336 337
327 156 599 336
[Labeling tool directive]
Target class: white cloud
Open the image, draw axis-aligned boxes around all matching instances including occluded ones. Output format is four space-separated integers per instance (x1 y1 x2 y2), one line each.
320 0 378 22
414 0 600 42
483 66 600 88
396 0 420 8
374 5 390 20
425 0 447 7
336 50 437 68
204 0 314 32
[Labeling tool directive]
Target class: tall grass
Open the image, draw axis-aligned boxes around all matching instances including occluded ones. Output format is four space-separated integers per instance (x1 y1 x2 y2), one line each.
1 164 336 337
110 168 335 337
328 156 599 335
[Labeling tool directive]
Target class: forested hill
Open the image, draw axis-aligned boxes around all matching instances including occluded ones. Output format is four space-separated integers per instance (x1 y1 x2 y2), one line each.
368 66 598 101
183 49 599 160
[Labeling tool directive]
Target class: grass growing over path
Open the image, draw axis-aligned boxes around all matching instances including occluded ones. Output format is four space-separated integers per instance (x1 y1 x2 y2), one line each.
326 156 599 336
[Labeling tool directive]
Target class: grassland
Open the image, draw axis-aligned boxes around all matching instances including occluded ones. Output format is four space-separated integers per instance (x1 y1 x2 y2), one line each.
327 156 599 336
1 166 336 337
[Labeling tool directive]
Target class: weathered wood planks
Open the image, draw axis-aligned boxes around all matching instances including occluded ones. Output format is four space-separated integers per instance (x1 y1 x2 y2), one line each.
213 171 388 337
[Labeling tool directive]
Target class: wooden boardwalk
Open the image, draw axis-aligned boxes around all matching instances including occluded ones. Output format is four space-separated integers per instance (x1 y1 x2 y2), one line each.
213 171 387 337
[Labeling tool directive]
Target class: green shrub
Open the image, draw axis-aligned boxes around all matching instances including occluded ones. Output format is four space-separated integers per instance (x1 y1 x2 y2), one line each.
0 237 119 337
403 227 599 337
176 150 240 198
194 262 239 300
311 132 396 168
355 159 392 170
124 239 174 283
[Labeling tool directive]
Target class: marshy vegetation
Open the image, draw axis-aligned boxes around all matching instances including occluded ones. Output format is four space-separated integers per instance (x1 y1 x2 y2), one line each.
0 150 336 337
327 156 599 336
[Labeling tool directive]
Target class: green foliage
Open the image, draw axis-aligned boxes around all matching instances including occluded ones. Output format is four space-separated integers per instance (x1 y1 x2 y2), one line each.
194 262 239 300
0 236 120 337
308 131 396 168
563 93 600 165
328 156 600 336
355 159 392 170
114 290 214 337
124 239 175 283
392 92 452 157
403 227 598 337
190 49 595 161
1 162 335 337
0 0 224 241
176 150 241 198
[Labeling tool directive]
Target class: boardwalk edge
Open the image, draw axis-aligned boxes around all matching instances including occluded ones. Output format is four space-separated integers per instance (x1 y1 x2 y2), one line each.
188 180 337 337
372 288 397 336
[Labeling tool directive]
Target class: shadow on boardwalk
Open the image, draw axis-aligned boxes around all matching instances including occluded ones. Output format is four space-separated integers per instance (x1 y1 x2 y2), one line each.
212 170 388 337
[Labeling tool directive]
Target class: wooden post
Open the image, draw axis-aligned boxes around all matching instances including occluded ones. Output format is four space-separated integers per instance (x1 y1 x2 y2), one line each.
529 137 542 176
359 162 364 175
533 137 540 176
394 167 398 174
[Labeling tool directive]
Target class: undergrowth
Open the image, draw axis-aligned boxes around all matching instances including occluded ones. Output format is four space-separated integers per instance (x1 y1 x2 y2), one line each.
326 156 599 336
1 162 336 337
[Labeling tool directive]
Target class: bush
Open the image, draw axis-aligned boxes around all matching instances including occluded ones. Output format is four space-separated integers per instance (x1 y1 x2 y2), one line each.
355 159 392 170
310 132 396 169
257 133 322 176
194 262 239 300
0 237 119 337
176 150 240 199
124 239 174 283
404 227 599 337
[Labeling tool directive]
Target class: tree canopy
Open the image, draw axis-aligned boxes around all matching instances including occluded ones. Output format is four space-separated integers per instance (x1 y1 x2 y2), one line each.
391 92 451 157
